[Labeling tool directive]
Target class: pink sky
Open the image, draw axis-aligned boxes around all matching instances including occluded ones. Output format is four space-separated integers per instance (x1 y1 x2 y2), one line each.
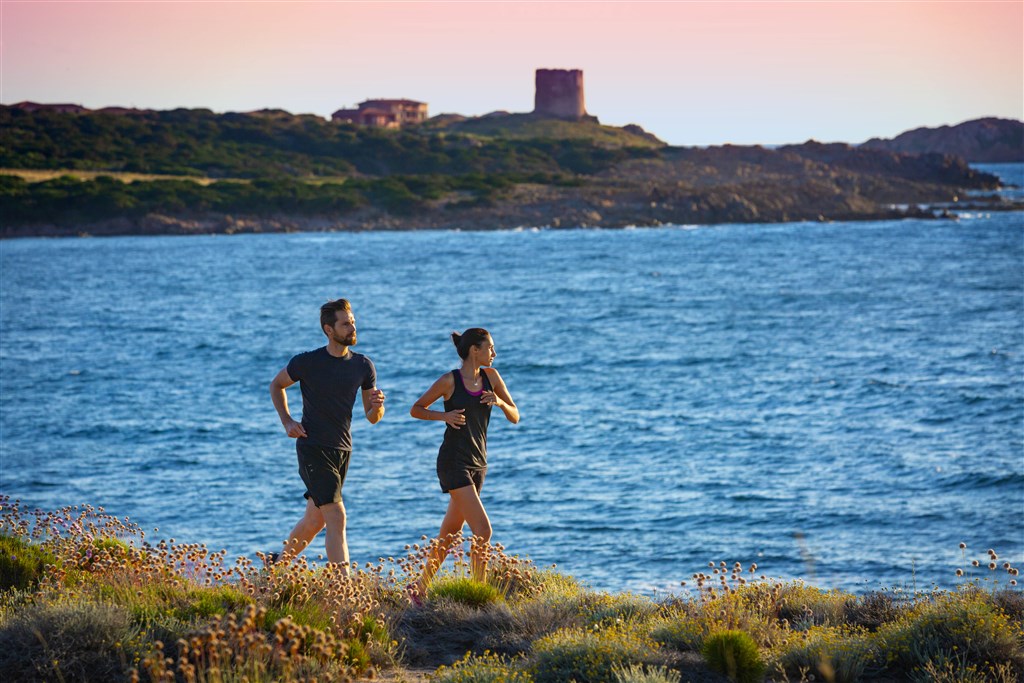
2 1 1021 145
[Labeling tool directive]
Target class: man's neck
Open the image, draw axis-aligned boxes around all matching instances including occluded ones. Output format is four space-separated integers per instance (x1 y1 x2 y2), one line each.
326 342 350 358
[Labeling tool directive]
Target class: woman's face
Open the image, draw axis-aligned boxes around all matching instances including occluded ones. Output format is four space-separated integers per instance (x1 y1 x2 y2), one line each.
473 336 496 365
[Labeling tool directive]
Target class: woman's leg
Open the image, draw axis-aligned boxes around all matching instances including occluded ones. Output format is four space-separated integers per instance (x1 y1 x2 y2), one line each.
447 484 492 582
417 496 466 593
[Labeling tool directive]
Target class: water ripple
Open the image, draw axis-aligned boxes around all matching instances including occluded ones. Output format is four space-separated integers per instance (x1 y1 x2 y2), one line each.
2 188 1022 594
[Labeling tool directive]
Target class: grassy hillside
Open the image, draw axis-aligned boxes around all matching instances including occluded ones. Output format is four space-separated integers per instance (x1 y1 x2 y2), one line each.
1 500 1022 682
423 112 665 148
0 106 659 179
1 105 1012 236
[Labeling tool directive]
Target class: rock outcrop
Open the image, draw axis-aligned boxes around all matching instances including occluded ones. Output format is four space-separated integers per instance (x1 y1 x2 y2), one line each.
861 118 1023 162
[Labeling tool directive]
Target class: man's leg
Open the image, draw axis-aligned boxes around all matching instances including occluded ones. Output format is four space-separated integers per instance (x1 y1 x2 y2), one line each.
281 497 325 562
320 499 349 574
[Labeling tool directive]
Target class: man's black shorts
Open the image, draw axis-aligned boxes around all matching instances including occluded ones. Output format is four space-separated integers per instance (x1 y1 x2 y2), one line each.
296 441 351 506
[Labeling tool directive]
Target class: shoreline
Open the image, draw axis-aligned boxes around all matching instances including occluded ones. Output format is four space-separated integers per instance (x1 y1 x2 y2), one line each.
4 191 1018 240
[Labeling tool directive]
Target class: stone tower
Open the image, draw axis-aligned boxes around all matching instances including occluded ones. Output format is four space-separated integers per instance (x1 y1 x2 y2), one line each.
533 69 586 120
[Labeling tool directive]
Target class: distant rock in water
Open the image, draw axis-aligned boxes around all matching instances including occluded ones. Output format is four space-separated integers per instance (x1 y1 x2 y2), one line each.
861 117 1023 162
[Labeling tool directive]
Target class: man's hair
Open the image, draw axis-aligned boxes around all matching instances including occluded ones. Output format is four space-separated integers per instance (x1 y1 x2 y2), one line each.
320 299 352 332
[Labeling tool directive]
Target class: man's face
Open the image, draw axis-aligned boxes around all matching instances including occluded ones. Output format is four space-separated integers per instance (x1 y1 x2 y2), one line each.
326 309 357 346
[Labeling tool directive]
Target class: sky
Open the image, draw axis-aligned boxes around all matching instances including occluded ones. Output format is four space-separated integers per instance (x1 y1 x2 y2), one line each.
1 0 1021 146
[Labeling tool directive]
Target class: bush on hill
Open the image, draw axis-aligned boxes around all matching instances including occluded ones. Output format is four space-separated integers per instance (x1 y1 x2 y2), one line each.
0 106 659 179
0 169 588 227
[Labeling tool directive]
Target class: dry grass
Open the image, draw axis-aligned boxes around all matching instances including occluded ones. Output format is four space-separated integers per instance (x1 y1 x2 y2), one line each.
0 168 245 185
1 497 1021 683
0 168 354 186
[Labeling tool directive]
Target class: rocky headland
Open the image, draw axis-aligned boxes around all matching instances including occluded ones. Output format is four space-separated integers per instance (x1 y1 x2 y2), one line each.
862 117 1023 163
0 105 1019 238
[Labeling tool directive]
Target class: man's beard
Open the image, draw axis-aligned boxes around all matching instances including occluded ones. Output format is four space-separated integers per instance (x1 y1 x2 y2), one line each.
332 331 356 346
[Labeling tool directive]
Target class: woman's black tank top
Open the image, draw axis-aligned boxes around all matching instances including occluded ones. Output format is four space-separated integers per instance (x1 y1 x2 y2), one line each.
438 369 493 470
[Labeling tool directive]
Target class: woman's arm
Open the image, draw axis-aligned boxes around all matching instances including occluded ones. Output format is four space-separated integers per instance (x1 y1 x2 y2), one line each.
410 373 465 429
482 368 519 424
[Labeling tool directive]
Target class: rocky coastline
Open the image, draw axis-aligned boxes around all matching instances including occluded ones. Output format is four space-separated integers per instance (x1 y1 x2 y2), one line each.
3 185 1001 240
5 144 1018 239
3 104 1020 238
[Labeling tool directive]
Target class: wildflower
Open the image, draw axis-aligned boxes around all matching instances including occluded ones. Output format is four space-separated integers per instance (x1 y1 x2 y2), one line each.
956 569 964 577
959 542 966 549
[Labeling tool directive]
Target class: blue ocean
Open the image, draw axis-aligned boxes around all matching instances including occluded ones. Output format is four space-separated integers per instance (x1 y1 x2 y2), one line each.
1 164 1021 595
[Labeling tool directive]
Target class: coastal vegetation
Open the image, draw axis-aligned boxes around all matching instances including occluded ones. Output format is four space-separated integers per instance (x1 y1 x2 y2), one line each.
1 105 1016 237
0 106 654 178
0 172 578 226
2 497 1021 682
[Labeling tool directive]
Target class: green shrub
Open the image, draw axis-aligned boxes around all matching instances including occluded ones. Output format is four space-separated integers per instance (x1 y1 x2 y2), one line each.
876 589 1023 677
429 577 503 607
993 589 1024 625
530 624 660 683
533 570 585 596
843 590 907 631
0 601 142 682
612 663 682 683
584 592 658 626
652 588 783 654
774 583 854 629
431 651 534 683
511 575 656 643
175 584 253 621
654 616 706 652
342 636 371 674
774 625 876 683
261 601 335 633
701 629 765 683
0 534 56 592
355 612 390 645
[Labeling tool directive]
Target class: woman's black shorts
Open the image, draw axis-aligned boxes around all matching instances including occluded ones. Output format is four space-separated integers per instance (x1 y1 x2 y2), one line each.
437 466 486 494
296 441 351 506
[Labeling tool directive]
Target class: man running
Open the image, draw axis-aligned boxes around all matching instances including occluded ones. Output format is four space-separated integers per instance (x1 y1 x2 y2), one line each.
269 298 385 572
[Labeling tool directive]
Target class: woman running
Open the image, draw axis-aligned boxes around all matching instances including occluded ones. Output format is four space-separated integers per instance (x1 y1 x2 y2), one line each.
409 328 519 598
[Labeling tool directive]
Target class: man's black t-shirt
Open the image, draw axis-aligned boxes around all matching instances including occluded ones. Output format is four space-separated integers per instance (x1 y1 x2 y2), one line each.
286 348 376 450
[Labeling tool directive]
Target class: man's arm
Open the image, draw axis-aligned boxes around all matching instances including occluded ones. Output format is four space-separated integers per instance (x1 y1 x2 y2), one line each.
270 367 307 438
362 387 386 424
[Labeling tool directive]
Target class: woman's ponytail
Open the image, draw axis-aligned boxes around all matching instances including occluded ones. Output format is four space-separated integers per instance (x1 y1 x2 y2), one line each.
452 328 490 359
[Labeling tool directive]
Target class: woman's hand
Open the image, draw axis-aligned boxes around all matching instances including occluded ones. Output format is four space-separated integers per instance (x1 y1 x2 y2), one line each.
444 408 466 429
481 391 502 408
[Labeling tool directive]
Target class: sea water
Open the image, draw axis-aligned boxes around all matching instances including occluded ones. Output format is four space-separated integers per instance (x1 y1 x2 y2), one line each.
1 164 1021 594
